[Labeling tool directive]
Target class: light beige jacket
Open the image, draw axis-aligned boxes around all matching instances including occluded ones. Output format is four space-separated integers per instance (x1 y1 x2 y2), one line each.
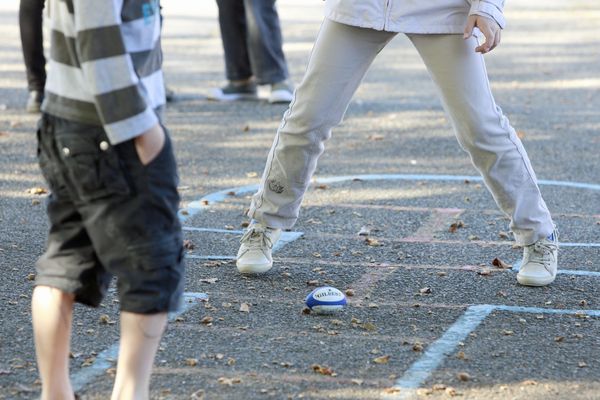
324 0 505 34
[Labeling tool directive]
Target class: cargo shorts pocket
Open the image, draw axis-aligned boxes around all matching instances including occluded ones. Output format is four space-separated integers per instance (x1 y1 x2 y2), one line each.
36 128 62 192
57 135 131 201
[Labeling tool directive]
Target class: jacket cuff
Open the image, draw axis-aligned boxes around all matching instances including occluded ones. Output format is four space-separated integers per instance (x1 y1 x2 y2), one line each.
469 0 506 29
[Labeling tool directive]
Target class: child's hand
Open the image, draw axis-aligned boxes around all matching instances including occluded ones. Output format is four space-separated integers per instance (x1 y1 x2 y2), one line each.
463 15 501 54
134 124 165 165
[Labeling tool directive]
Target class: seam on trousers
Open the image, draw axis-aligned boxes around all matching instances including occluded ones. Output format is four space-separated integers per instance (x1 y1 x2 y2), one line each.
253 20 325 216
476 48 539 189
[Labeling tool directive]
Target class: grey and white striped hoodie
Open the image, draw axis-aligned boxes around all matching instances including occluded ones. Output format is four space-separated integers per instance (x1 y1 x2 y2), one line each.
42 0 165 144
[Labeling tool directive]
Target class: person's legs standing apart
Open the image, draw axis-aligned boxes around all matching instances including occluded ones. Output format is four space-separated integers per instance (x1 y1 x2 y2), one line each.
409 34 557 286
212 0 258 101
243 0 292 103
236 21 395 273
19 0 46 113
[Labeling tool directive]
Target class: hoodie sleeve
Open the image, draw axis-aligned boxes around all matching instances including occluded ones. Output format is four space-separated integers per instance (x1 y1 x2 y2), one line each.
469 0 506 29
72 0 158 144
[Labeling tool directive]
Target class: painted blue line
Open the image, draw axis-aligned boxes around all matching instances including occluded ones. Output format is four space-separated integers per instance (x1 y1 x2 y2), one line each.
391 305 494 398
512 260 600 277
560 242 600 248
493 304 600 317
391 303 600 398
72 292 208 392
183 227 244 234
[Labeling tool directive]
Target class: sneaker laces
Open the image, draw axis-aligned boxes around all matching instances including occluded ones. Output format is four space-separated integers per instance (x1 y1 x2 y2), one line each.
525 240 557 270
240 225 275 250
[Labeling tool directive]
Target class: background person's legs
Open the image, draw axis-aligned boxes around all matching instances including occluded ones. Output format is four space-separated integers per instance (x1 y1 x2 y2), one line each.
249 21 395 228
215 0 253 82
31 286 76 400
18 0 46 112
408 34 554 246
243 0 288 85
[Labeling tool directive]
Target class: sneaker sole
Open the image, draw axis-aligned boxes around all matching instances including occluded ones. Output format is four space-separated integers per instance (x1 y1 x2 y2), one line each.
268 90 293 104
516 273 556 287
208 89 258 102
236 260 273 274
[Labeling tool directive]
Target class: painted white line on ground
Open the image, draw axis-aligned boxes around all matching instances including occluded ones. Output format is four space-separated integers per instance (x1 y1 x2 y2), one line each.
183 227 244 234
389 304 600 399
72 292 208 392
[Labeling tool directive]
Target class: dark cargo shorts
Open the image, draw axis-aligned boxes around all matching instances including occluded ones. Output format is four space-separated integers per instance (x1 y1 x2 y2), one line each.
35 114 185 314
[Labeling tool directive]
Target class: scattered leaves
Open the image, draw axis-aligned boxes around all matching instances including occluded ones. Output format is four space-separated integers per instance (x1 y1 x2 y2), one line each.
412 342 424 352
311 364 335 376
239 303 250 313
27 187 48 195
492 258 511 269
449 220 465 233
365 237 382 247
456 372 470 381
185 358 198 366
373 355 391 364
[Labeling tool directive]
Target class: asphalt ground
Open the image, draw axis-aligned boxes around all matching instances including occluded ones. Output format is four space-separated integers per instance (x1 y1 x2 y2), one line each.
1 1 600 399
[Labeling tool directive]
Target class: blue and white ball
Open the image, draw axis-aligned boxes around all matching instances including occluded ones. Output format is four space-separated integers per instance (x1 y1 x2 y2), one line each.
305 286 347 314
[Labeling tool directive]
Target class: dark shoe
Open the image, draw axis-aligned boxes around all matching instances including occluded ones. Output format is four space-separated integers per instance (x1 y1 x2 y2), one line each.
26 90 43 113
207 81 258 102
165 86 176 103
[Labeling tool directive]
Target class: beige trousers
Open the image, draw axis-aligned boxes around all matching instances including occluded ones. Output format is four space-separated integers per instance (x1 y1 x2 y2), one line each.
249 19 554 246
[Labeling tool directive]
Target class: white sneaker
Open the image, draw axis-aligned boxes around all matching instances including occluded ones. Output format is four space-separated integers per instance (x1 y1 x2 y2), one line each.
236 222 281 274
268 81 294 104
517 230 559 287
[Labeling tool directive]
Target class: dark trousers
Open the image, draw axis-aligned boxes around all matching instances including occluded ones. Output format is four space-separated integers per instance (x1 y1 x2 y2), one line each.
19 0 46 92
216 0 289 85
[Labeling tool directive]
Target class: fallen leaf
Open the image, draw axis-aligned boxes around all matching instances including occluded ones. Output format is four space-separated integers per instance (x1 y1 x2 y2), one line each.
199 278 218 284
362 322 377 331
365 237 382 247
383 387 401 394
368 134 384 141
449 220 465 233
307 280 319 286
345 289 355 297
478 268 492 276
498 231 510 239
492 258 511 269
183 240 195 250
200 316 213 325
579 362 588 368
185 358 199 366
517 130 526 139
445 387 459 397
468 235 479 241
433 384 447 391
373 355 390 364
351 379 363 385
312 364 335 376
412 342 424 352
522 380 538 386
456 372 470 381
419 287 432 295
502 330 514 336
246 172 258 178
227 357 236 366
315 184 328 190
27 187 48 195
456 351 467 360
554 336 565 342
190 389 205 399
239 303 250 313
243 125 250 132
0 131 9 137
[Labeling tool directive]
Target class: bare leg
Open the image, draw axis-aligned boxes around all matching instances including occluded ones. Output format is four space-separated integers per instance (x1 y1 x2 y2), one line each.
110 312 167 400
31 285 76 400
